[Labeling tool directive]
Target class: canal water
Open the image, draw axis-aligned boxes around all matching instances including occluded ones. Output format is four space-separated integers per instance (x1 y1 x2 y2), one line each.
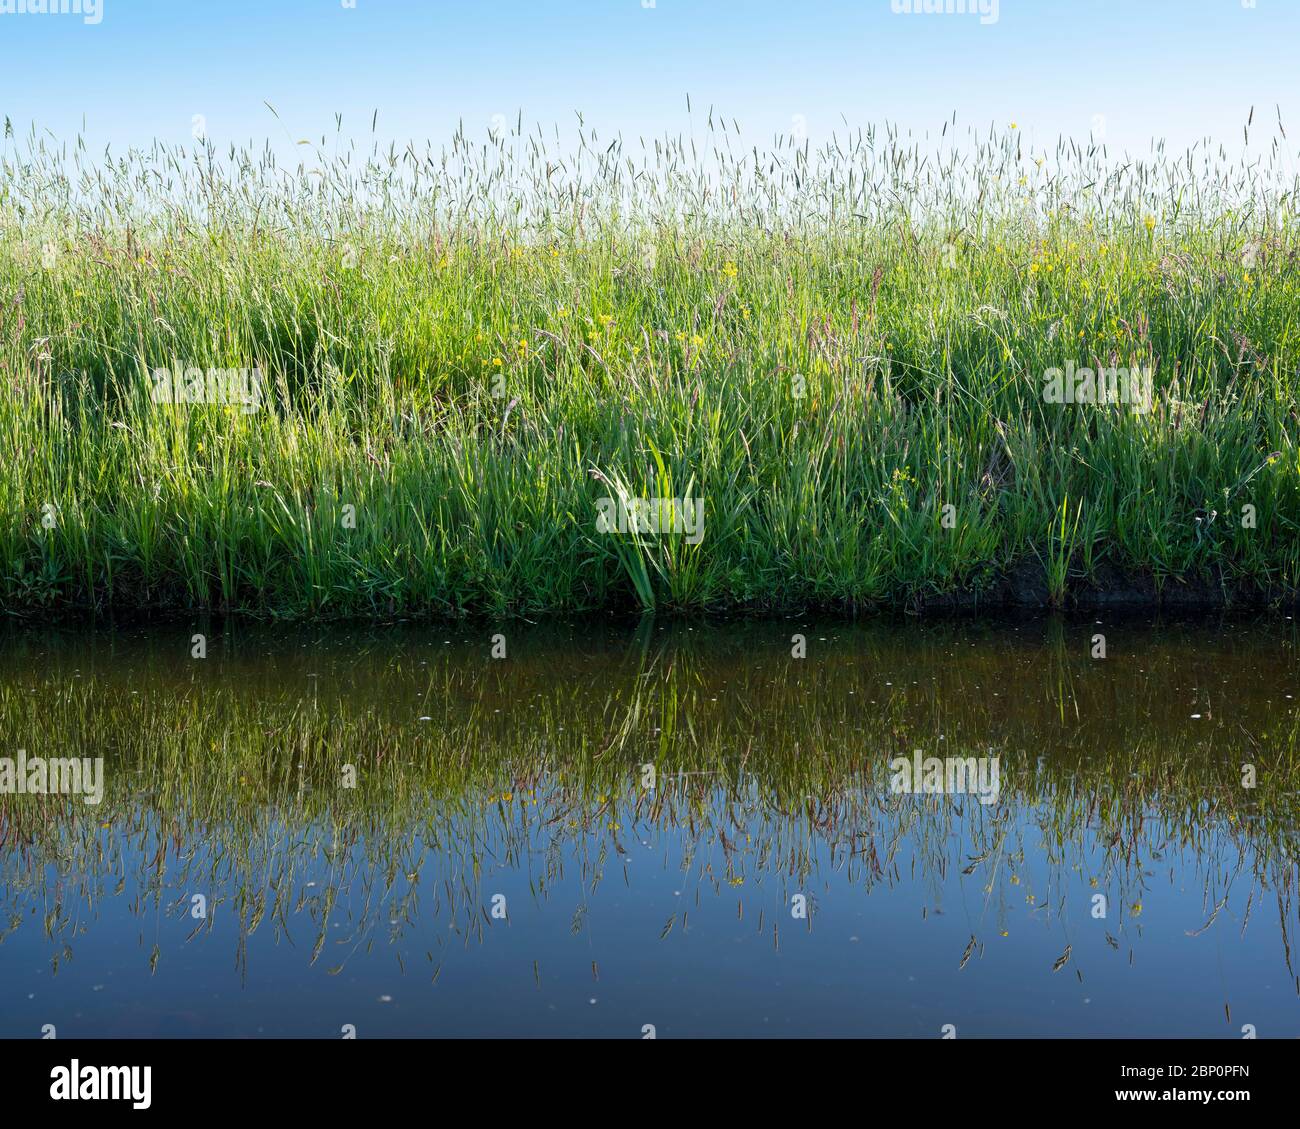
1 615 1297 1037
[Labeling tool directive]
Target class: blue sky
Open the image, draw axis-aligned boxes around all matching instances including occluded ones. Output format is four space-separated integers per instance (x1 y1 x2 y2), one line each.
1 0 1297 160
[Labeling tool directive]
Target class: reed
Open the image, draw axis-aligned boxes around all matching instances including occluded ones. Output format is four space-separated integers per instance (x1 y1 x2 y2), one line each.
2 110 1298 616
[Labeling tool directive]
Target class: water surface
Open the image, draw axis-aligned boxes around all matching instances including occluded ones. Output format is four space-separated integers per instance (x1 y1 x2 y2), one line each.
1 615 1297 1038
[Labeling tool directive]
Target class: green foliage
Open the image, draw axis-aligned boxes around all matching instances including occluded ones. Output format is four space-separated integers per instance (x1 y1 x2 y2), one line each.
1 118 1298 616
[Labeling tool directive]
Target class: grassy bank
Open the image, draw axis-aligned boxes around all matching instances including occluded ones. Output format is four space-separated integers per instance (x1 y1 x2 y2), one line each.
2 114 1300 617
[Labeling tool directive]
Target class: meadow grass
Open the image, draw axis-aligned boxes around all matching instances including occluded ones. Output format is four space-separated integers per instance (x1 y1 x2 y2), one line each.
2 112 1300 617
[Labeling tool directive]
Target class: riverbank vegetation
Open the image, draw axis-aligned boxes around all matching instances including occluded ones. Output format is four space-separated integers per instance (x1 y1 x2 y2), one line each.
2 113 1299 617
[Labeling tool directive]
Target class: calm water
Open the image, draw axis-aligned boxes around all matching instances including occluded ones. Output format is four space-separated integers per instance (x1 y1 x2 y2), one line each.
1 615 1298 1038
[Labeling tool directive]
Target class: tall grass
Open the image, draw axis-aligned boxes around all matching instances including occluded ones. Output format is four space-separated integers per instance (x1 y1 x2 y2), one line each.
2 111 1299 616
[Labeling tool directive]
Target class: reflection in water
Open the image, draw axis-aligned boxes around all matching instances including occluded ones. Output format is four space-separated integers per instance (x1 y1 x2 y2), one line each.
0 615 1298 1037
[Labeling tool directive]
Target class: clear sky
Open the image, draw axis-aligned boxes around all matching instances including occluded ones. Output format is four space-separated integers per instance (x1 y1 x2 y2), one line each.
1 0 1298 161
